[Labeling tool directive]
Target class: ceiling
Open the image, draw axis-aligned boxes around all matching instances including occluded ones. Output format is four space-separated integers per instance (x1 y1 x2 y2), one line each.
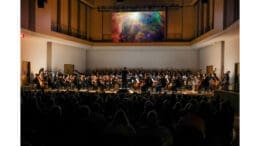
82 0 199 8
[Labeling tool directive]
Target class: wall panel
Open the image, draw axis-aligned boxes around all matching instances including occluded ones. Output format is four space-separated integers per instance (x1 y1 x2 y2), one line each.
214 0 224 29
167 8 182 40
86 46 199 69
60 0 68 30
183 6 195 40
79 3 86 35
21 36 47 74
224 35 239 89
199 42 222 77
21 0 29 29
52 42 87 72
90 9 102 40
50 0 57 24
36 0 51 32
102 12 112 40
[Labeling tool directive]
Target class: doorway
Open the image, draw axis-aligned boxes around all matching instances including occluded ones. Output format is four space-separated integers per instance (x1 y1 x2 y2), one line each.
64 64 74 74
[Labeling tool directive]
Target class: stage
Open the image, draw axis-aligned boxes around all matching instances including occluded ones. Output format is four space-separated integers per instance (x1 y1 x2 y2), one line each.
21 86 214 97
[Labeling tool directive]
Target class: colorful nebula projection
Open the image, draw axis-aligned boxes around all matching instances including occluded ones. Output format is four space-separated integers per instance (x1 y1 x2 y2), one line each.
112 11 165 42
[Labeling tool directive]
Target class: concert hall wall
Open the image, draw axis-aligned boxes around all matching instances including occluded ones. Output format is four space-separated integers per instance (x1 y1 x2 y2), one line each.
224 34 239 89
21 35 47 74
199 42 222 77
198 22 239 90
21 33 88 74
21 0 230 42
21 0 239 80
85 46 199 69
51 42 87 72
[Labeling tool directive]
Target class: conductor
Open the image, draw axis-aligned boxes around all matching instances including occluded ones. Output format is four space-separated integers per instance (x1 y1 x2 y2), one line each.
122 67 128 89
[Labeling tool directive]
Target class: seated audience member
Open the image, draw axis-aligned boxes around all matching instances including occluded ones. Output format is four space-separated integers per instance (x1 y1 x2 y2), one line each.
175 113 206 146
137 110 173 146
45 105 64 146
104 109 136 136
104 109 136 146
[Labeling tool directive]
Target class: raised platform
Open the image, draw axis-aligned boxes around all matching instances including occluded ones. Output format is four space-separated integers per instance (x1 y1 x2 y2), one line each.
22 87 214 97
214 90 239 114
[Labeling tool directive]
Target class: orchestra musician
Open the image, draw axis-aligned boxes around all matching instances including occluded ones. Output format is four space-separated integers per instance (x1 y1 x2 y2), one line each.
221 71 230 90
61 75 67 88
186 75 193 90
143 73 153 92
133 75 141 90
122 67 128 89
65 75 71 89
79 74 87 89
103 74 110 89
112 75 120 90
91 73 98 89
166 74 174 90
209 72 220 91
151 75 159 89
97 74 106 91
36 68 45 89
171 75 178 91
29 68 224 92
193 76 200 91
160 74 167 88
53 71 62 89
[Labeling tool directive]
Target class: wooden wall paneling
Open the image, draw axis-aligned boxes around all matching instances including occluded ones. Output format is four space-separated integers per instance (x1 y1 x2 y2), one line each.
60 0 69 32
79 2 86 38
71 0 78 35
85 5 88 39
102 12 112 40
21 0 29 28
28 0 36 31
50 0 57 25
182 6 195 40
68 0 71 33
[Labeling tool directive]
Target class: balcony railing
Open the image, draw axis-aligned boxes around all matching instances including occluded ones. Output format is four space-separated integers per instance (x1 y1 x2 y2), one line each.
51 23 88 40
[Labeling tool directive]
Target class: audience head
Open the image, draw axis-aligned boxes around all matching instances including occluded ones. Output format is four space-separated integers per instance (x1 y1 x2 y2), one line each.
111 109 130 126
78 105 91 119
146 110 159 126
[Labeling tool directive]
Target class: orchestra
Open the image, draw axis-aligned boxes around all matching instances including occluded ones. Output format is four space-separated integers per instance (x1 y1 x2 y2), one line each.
32 68 223 93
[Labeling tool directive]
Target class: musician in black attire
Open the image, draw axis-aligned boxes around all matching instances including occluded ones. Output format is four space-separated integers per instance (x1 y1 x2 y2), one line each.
142 74 153 93
122 67 128 89
34 68 45 90
222 71 230 90
174 75 182 91
53 72 61 89
204 74 211 91
156 75 166 92
145 76 153 88
199 74 211 91
160 75 167 88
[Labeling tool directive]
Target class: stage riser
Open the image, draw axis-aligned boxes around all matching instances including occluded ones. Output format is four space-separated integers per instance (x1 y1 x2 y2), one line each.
214 90 239 114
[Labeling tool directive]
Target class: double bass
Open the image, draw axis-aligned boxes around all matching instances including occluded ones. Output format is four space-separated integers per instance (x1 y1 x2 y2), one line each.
36 69 45 88
37 74 45 88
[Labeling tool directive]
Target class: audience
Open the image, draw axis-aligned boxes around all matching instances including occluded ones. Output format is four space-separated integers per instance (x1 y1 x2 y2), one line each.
21 90 236 146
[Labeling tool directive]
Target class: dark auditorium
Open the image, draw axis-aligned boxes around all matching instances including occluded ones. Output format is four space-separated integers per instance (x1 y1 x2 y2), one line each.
21 0 240 146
